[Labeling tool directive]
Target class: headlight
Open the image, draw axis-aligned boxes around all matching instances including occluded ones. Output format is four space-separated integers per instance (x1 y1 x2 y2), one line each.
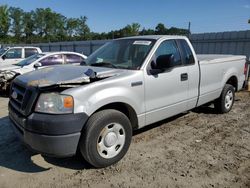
35 93 74 114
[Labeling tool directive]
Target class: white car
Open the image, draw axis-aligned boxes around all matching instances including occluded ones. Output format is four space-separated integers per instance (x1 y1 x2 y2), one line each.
0 51 87 92
0 46 42 67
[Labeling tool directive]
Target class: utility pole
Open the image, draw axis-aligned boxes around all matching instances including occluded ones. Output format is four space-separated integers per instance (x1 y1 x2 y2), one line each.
188 21 191 38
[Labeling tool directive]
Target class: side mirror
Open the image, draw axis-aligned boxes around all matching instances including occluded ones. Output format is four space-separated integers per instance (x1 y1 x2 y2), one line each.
150 54 175 75
1 55 6 60
153 54 174 70
80 61 86 66
34 62 42 69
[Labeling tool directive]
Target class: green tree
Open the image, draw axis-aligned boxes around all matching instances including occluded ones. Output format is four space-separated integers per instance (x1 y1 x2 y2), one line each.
155 23 167 35
66 18 79 38
23 11 35 43
0 5 10 39
122 23 140 36
76 16 90 40
33 8 67 42
9 7 24 40
34 8 47 37
50 13 67 42
140 27 155 35
166 27 189 35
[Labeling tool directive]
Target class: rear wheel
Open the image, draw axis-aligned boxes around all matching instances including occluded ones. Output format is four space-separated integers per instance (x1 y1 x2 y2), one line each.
214 84 235 113
79 109 132 168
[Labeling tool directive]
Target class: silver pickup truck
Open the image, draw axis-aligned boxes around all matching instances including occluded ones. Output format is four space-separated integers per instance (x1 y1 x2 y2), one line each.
8 36 247 168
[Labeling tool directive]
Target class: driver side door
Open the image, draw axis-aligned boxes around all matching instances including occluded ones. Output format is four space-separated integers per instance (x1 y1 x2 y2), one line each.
144 39 189 125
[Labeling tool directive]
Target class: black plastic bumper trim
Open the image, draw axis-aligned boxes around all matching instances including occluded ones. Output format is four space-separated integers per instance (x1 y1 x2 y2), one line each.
9 104 89 135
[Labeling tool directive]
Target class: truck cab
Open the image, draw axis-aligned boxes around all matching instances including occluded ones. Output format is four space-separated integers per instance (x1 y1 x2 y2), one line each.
0 47 42 68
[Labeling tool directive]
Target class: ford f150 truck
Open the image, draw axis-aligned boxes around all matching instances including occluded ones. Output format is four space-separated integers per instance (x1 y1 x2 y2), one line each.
8 36 247 168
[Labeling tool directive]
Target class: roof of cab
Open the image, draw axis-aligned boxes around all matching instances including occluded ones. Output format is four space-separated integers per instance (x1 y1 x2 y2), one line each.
5 46 41 49
117 35 188 41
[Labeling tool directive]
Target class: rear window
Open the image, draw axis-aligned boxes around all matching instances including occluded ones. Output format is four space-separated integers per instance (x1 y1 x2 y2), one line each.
65 54 85 64
178 40 195 65
25 48 38 58
39 54 64 66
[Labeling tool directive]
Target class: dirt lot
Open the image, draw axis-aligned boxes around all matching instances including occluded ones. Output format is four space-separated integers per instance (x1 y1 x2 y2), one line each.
0 92 249 188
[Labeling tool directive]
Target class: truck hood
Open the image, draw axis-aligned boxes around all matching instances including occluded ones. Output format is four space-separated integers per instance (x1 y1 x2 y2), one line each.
16 65 127 88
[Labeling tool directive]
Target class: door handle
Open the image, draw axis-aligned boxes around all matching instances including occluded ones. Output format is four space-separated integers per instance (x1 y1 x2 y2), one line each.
181 73 188 81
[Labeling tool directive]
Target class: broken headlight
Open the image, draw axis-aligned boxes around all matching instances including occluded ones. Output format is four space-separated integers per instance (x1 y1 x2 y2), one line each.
35 93 74 114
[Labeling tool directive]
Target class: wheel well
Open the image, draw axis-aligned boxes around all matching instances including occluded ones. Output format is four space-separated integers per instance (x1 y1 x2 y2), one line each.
97 102 138 130
226 76 238 91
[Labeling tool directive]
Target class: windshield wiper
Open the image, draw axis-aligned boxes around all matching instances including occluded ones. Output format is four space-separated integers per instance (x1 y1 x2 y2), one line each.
90 62 117 69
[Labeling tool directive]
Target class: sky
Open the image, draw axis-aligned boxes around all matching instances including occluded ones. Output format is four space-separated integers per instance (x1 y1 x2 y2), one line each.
1 0 250 34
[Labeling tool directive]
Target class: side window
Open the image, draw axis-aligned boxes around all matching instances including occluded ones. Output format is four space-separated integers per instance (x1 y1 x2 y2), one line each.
5 48 22 59
179 40 195 65
25 48 38 58
154 40 182 68
65 54 84 64
39 54 63 66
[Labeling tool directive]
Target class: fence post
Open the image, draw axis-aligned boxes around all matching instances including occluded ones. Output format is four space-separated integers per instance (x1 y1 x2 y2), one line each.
90 41 93 55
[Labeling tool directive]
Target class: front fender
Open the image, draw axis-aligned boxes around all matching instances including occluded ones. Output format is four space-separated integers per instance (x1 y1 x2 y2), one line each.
83 87 142 115
63 71 145 117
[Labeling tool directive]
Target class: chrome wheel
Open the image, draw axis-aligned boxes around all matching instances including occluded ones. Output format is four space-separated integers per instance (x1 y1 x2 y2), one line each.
97 123 125 159
225 90 233 110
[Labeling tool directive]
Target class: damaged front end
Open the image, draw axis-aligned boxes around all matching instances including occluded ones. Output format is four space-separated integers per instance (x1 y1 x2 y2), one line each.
23 66 122 91
0 70 18 92
9 66 122 116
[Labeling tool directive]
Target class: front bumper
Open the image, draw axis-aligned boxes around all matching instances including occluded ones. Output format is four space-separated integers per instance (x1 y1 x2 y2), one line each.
9 104 88 157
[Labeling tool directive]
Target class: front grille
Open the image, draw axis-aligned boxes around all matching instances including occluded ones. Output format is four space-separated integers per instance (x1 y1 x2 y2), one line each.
9 81 38 116
10 82 26 110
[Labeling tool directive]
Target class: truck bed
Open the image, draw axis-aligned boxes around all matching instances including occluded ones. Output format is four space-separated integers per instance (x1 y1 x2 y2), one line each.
197 54 246 64
196 54 246 107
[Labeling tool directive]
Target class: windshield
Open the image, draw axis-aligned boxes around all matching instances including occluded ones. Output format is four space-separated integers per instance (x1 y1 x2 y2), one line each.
85 39 156 70
16 54 45 66
0 48 7 56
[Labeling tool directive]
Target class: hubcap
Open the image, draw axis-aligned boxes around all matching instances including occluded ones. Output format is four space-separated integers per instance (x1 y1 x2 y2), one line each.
225 90 233 110
104 132 118 147
97 123 125 159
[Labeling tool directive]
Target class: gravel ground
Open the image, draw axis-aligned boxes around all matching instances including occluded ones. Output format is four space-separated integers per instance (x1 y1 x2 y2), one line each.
0 91 249 188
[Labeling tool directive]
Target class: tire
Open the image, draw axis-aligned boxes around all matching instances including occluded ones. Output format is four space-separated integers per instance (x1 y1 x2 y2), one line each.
214 84 235 113
79 109 132 168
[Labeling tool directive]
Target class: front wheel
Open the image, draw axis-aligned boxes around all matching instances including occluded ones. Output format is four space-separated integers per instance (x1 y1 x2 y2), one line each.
214 84 235 113
79 109 132 168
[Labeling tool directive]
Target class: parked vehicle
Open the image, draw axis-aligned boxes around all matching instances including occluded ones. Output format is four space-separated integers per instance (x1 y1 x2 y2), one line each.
0 47 10 56
0 51 87 92
0 46 42 68
8 36 247 168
